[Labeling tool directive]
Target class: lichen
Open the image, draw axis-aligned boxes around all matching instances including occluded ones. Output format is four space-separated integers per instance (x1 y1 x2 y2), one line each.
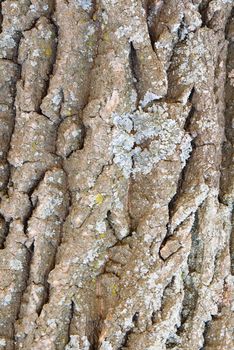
179 134 193 167
100 340 113 350
140 91 162 108
75 0 93 11
111 105 188 178
42 45 53 57
95 193 104 205
96 221 106 234
0 339 6 346
9 258 23 271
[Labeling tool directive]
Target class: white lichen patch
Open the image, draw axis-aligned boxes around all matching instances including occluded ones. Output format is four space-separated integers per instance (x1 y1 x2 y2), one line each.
0 31 16 56
9 258 23 271
81 336 91 350
119 227 128 239
111 104 188 178
83 247 99 264
96 221 106 234
64 335 79 350
43 5 49 11
75 0 92 11
140 91 162 108
113 1 149 45
29 4 38 13
44 228 56 238
111 113 135 178
52 91 62 106
100 340 113 350
115 23 145 44
65 335 90 350
180 134 193 167
47 318 57 329
1 293 12 306
39 194 63 219
0 339 6 346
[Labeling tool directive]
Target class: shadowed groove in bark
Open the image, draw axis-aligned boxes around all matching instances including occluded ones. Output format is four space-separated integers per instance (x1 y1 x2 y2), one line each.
177 15 188 41
198 0 211 27
162 94 196 240
200 319 212 350
3 61 21 192
117 312 139 350
129 41 140 107
176 210 200 331
106 210 117 240
144 0 163 49
64 300 75 349
0 216 10 249
87 316 104 350
13 241 34 338
145 0 168 43
184 87 195 130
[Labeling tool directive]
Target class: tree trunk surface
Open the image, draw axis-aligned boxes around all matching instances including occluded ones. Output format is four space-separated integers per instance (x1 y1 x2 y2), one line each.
0 0 233 349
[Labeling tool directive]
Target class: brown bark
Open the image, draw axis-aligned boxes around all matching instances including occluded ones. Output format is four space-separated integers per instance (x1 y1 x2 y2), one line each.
0 1 233 349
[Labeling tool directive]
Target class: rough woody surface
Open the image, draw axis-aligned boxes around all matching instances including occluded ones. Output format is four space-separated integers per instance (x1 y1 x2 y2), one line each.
0 0 233 349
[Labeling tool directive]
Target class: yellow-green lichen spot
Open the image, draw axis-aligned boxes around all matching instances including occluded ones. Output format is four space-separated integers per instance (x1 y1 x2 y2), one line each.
95 193 104 205
31 141 38 151
42 44 53 58
103 32 110 42
64 109 73 117
111 283 118 297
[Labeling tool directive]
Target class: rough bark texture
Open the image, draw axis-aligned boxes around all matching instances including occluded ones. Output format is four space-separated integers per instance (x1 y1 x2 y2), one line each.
0 1 233 349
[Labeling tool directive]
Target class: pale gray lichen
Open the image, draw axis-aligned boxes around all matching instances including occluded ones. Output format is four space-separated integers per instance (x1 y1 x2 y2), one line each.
140 91 162 108
111 113 135 178
111 105 188 177
115 21 147 44
9 259 23 271
75 0 92 11
180 134 193 167
0 339 6 347
96 220 106 233
1 293 12 306
65 335 90 350
38 194 63 219
100 340 113 350
0 31 16 57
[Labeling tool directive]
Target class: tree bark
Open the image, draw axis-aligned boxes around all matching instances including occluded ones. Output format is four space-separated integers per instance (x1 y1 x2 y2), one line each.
0 0 233 349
